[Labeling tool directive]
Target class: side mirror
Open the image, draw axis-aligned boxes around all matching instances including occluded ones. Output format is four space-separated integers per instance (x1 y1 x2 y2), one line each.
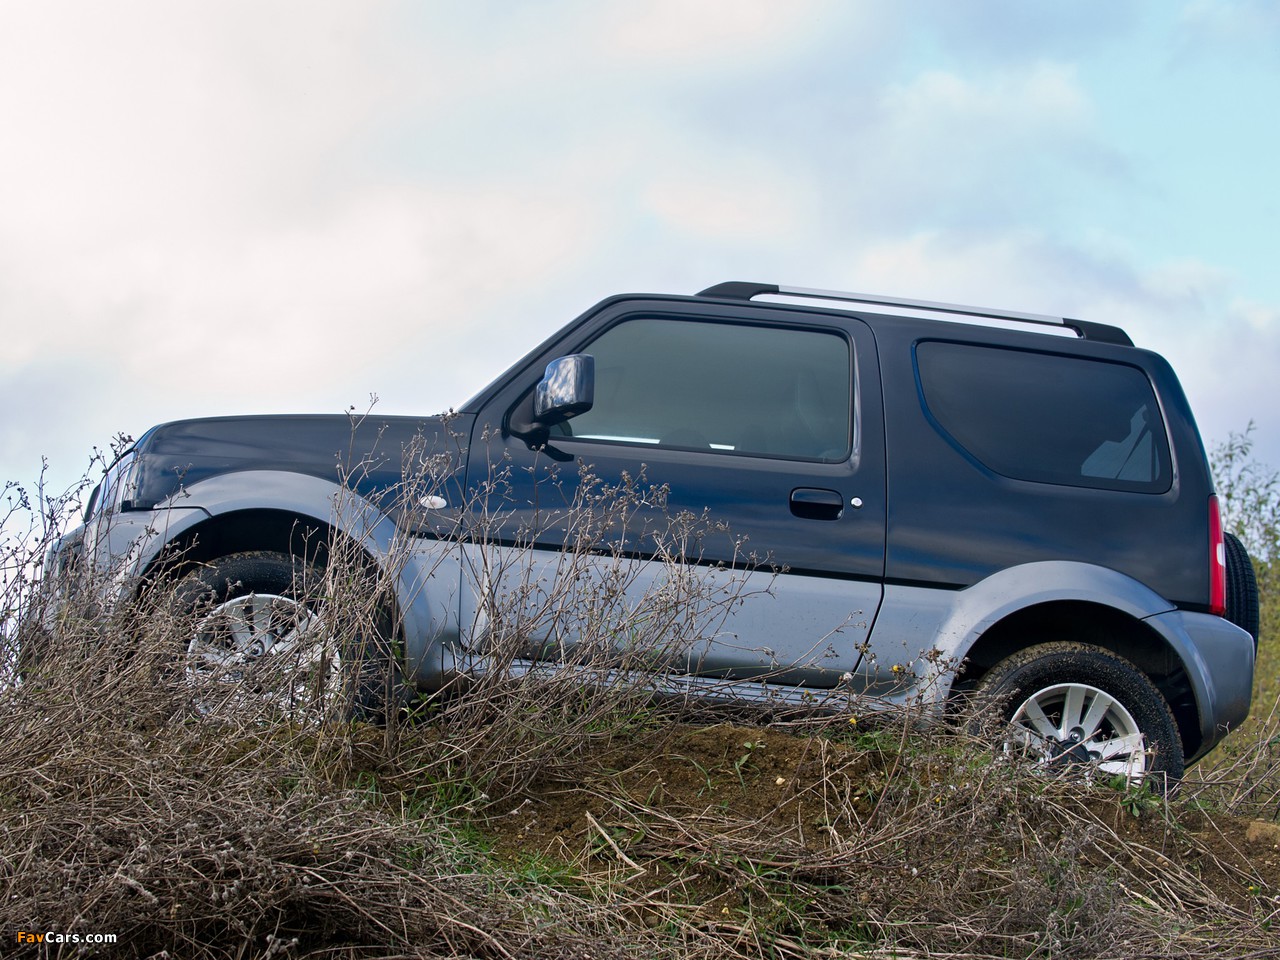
534 354 594 424
507 355 595 446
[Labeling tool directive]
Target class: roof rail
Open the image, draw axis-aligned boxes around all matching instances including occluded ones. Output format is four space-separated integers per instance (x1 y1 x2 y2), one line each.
696 281 1134 346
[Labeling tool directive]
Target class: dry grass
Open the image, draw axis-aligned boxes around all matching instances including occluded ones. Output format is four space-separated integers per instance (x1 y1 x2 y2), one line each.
3 446 1280 959
2 622 660 959
4 609 1280 959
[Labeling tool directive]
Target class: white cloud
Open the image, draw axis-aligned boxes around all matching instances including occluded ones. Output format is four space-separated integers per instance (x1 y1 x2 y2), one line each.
4 182 601 400
0 3 396 235
884 62 1090 130
1177 0 1280 44
871 61 1106 197
597 0 845 63
0 2 400 366
1 0 1278 497
644 162 813 243
0 2 615 489
1232 297 1280 336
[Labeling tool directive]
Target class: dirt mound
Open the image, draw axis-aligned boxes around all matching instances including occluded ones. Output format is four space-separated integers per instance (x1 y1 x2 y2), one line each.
483 720 1280 949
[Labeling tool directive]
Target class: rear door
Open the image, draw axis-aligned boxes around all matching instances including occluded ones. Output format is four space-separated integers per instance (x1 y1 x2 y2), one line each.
462 299 886 689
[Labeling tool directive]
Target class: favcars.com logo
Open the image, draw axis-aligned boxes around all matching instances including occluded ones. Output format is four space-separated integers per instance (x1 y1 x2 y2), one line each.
17 931 119 946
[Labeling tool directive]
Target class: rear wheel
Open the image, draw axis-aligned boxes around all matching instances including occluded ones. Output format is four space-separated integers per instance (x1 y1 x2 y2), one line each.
1224 532 1260 645
975 642 1183 788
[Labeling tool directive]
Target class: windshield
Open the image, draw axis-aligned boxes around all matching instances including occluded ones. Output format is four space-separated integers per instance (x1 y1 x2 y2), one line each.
85 449 137 522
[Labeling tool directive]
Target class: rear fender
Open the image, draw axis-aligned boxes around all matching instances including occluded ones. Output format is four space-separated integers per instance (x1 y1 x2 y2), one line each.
872 561 1177 702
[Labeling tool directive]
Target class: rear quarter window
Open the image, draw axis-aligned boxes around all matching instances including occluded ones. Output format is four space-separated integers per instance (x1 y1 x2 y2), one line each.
915 341 1172 493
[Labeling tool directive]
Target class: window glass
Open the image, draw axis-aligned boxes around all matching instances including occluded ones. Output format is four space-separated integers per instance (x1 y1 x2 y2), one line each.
562 318 852 461
916 341 1171 492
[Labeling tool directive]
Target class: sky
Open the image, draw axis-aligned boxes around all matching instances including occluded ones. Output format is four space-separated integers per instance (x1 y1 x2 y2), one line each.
2 0 1279 509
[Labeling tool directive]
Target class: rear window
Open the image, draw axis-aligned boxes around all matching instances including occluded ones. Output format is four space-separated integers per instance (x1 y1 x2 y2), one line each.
916 341 1171 493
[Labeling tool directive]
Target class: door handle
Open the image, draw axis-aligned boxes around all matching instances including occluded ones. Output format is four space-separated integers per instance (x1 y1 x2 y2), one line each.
790 487 845 521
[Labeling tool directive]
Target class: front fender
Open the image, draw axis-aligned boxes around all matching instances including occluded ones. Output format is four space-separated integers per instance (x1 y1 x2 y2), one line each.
141 470 461 690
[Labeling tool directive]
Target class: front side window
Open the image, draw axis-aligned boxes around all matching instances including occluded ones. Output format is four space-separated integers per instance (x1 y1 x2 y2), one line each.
561 317 852 462
916 341 1171 492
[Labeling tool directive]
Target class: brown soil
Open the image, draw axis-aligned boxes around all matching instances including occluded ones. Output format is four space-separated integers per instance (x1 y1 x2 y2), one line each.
483 721 1280 914
486 723 855 855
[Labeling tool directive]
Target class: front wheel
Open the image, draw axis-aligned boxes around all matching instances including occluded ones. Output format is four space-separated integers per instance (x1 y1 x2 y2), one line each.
173 551 390 721
974 642 1183 787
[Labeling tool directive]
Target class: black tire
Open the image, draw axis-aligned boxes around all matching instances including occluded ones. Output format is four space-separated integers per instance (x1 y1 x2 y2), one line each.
173 551 392 720
975 641 1184 788
1224 532 1260 646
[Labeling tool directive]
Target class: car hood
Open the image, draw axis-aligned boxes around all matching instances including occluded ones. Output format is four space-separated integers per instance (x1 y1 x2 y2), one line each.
126 413 474 517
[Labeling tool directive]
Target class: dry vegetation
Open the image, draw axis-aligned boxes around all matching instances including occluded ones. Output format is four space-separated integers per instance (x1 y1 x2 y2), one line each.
1 434 1279 959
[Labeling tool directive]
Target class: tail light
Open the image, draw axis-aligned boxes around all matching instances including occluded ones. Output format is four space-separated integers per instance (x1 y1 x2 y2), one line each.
1208 494 1226 616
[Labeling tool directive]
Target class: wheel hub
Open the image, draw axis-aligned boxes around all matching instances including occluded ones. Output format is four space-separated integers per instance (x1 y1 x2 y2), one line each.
1050 729 1097 766
185 592 340 718
1010 681 1147 781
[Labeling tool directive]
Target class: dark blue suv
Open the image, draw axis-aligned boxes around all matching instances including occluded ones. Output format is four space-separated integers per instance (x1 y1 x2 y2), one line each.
53 282 1259 784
